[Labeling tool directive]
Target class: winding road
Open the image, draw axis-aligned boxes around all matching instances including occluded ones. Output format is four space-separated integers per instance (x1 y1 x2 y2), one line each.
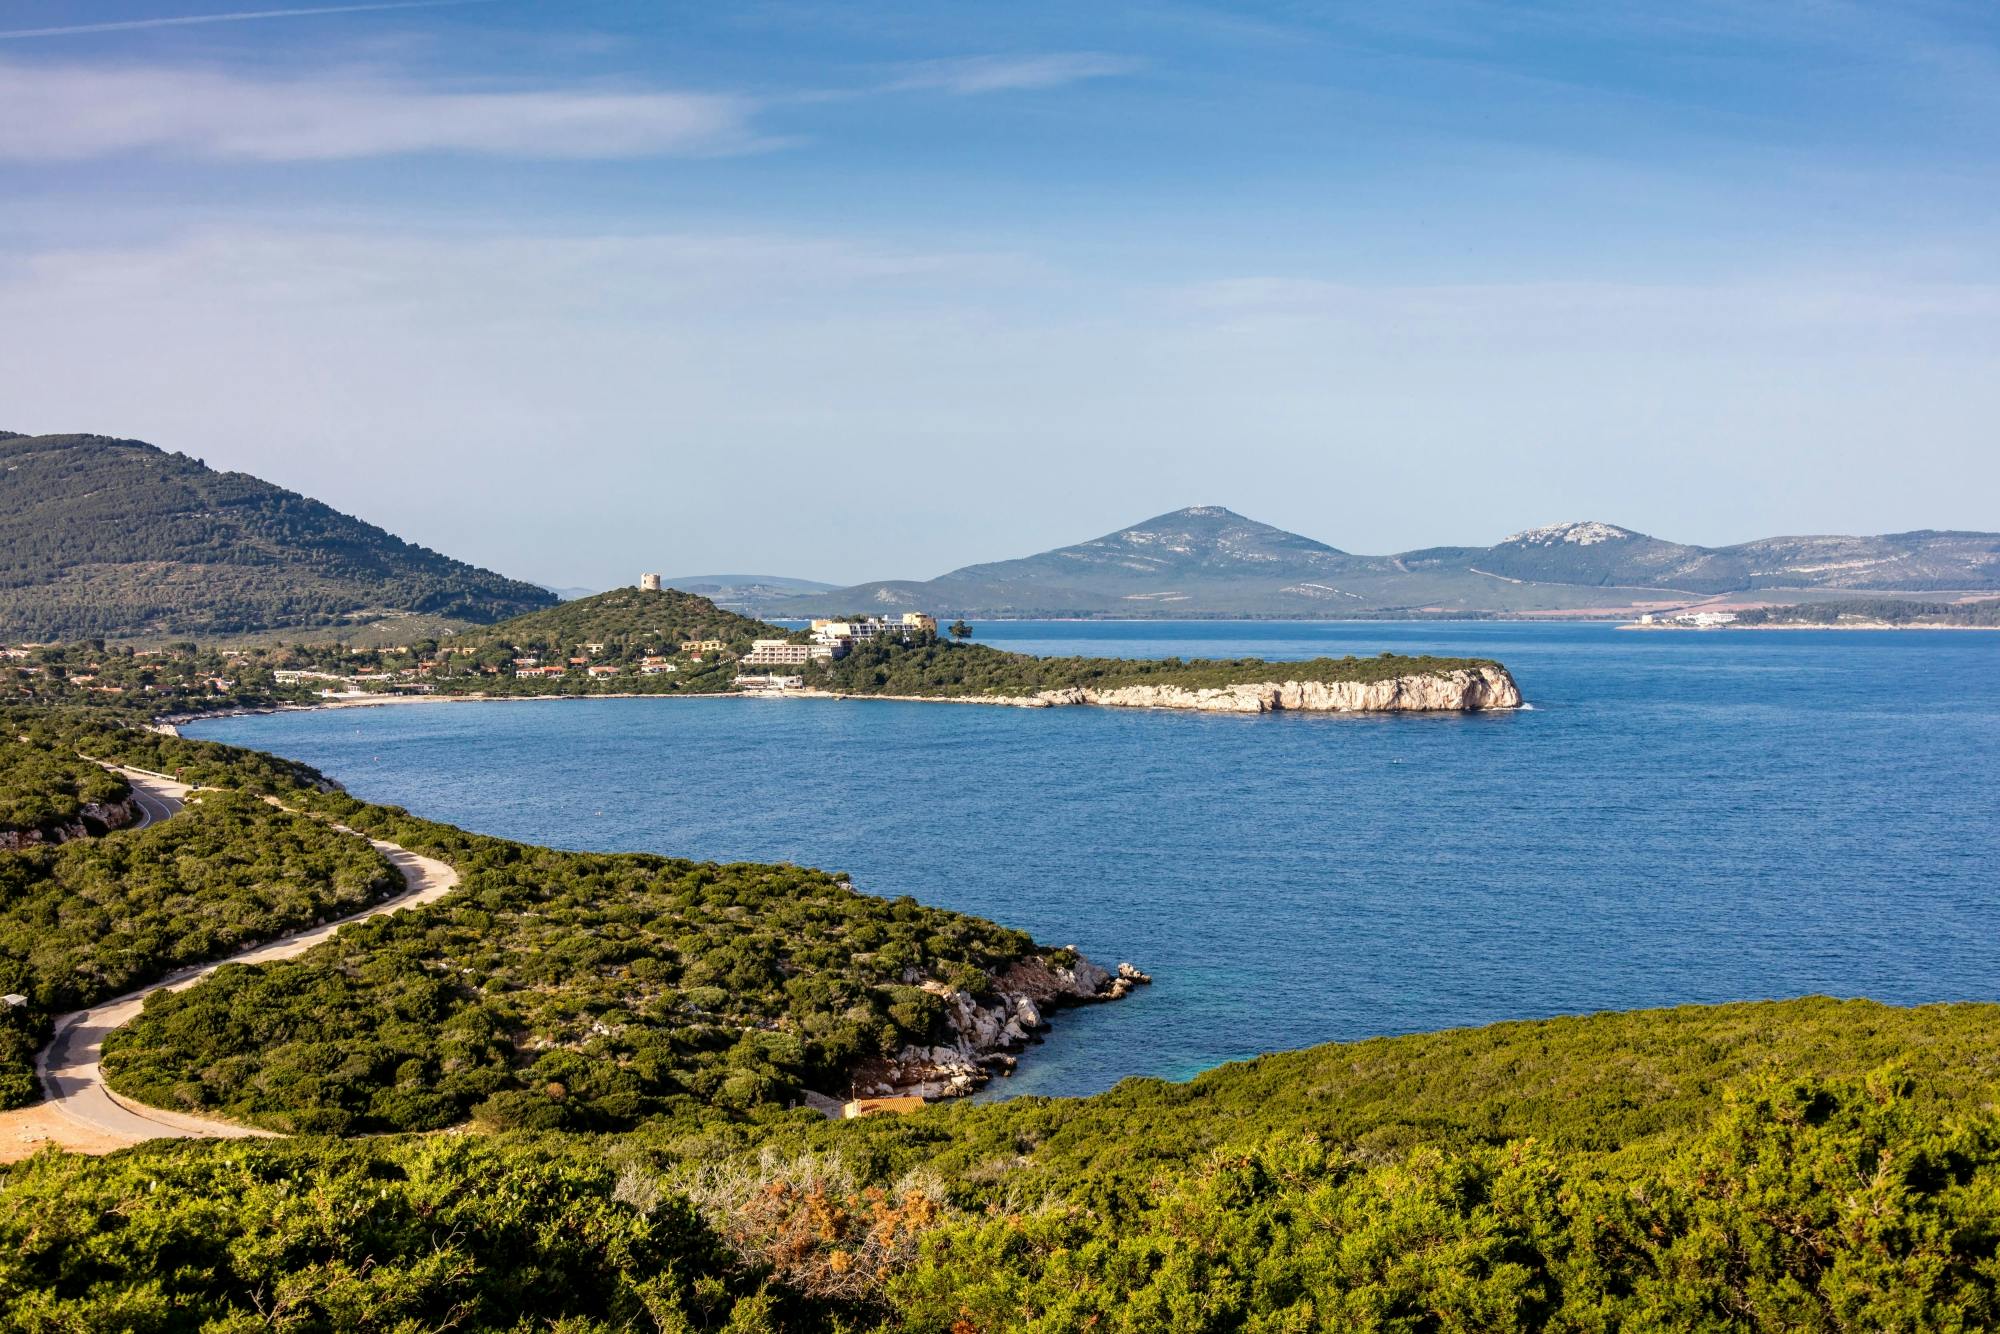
2 770 459 1159
121 765 183 831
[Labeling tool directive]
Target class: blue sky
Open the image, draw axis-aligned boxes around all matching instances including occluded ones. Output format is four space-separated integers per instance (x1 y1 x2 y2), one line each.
2 1 1996 586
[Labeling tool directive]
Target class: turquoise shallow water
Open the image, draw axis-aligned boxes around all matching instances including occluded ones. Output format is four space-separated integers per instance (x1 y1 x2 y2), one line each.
189 621 2000 1100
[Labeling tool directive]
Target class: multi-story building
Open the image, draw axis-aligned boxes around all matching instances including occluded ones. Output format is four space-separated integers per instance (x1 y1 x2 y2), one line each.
742 639 836 667
679 639 728 655
743 639 810 666
810 614 936 647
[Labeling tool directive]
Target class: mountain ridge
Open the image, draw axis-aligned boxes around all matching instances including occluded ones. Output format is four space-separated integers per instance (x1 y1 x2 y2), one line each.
766 505 2000 618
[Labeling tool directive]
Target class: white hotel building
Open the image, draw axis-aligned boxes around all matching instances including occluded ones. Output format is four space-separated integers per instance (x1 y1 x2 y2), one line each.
741 639 835 667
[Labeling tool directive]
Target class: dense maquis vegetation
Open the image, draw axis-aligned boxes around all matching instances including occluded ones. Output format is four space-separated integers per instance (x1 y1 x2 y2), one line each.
6 707 333 794
803 636 1502 699
875 1072 2000 1331
0 432 555 639
1732 596 2000 627
0 736 128 833
8 716 1053 1138
12 1000 2000 1330
65 718 1044 1133
0 789 396 1107
99 814 1037 1134
0 1136 779 1332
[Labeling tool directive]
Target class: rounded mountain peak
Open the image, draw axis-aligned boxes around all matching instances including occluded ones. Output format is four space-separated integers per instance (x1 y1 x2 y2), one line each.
1501 520 1642 547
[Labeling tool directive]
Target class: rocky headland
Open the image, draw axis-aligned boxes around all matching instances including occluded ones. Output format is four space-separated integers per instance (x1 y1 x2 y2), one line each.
808 663 1522 714
853 950 1151 1100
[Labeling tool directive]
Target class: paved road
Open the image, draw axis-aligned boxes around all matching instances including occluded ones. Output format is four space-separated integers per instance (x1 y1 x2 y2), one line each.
117 766 186 831
20 780 460 1153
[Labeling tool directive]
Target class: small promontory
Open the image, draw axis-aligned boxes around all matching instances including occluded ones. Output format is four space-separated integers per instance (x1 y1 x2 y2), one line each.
804 640 1522 714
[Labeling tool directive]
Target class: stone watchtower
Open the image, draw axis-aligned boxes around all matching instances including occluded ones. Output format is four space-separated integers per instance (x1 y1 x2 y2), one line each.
639 573 663 591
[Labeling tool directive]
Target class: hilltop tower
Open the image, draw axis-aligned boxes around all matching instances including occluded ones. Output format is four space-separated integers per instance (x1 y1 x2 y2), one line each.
639 573 662 591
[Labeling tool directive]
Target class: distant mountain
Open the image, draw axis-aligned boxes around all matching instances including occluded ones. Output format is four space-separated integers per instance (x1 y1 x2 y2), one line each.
0 432 557 639
539 584 602 603
660 573 840 617
1454 521 2000 594
770 509 2000 618
773 507 1371 617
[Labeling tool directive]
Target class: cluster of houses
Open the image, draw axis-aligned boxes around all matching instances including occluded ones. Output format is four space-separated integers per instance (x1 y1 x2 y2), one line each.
4 644 242 697
5 601 946 702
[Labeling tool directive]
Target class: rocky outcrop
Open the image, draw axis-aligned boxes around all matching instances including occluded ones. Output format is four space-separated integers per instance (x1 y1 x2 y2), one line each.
1013 664 1521 713
0 796 140 850
852 951 1152 1100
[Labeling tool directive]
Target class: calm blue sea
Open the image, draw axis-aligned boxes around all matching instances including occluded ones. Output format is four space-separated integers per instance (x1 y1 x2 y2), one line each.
189 622 2000 1100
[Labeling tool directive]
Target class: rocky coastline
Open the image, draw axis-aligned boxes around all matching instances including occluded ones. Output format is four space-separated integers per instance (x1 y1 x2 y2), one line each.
160 664 1521 723
807 663 1523 714
0 795 141 851
852 950 1151 1100
1017 664 1521 713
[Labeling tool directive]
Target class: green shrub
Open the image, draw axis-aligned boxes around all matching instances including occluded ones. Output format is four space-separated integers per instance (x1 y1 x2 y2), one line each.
0 737 128 832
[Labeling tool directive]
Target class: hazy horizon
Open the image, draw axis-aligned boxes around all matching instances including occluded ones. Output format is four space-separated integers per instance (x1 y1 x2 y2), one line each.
3 0 1996 587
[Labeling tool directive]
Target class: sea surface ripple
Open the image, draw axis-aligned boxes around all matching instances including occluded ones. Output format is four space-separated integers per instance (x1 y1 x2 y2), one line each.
189 621 2000 1099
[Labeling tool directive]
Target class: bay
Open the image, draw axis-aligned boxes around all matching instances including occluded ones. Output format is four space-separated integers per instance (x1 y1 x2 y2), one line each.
187 621 2000 1100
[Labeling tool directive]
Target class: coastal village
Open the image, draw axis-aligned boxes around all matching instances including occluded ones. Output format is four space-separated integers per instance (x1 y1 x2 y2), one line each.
0 576 939 706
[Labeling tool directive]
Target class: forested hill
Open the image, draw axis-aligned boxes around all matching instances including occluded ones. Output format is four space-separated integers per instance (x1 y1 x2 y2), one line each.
469 586 780 652
0 433 556 639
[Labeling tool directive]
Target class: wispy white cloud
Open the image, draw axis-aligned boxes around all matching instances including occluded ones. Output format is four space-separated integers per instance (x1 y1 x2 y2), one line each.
0 45 1141 164
0 1 486 41
2 223 1995 575
0 60 768 161
884 52 1140 95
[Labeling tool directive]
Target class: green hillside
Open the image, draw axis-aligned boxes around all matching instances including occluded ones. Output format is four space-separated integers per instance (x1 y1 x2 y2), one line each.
467 585 776 653
0 433 556 639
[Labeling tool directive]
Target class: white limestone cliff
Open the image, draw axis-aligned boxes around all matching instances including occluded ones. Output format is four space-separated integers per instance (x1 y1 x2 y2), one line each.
1014 664 1521 713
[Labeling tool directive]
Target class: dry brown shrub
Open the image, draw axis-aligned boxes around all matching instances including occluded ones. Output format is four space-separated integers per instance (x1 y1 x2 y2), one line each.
671 1149 953 1303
